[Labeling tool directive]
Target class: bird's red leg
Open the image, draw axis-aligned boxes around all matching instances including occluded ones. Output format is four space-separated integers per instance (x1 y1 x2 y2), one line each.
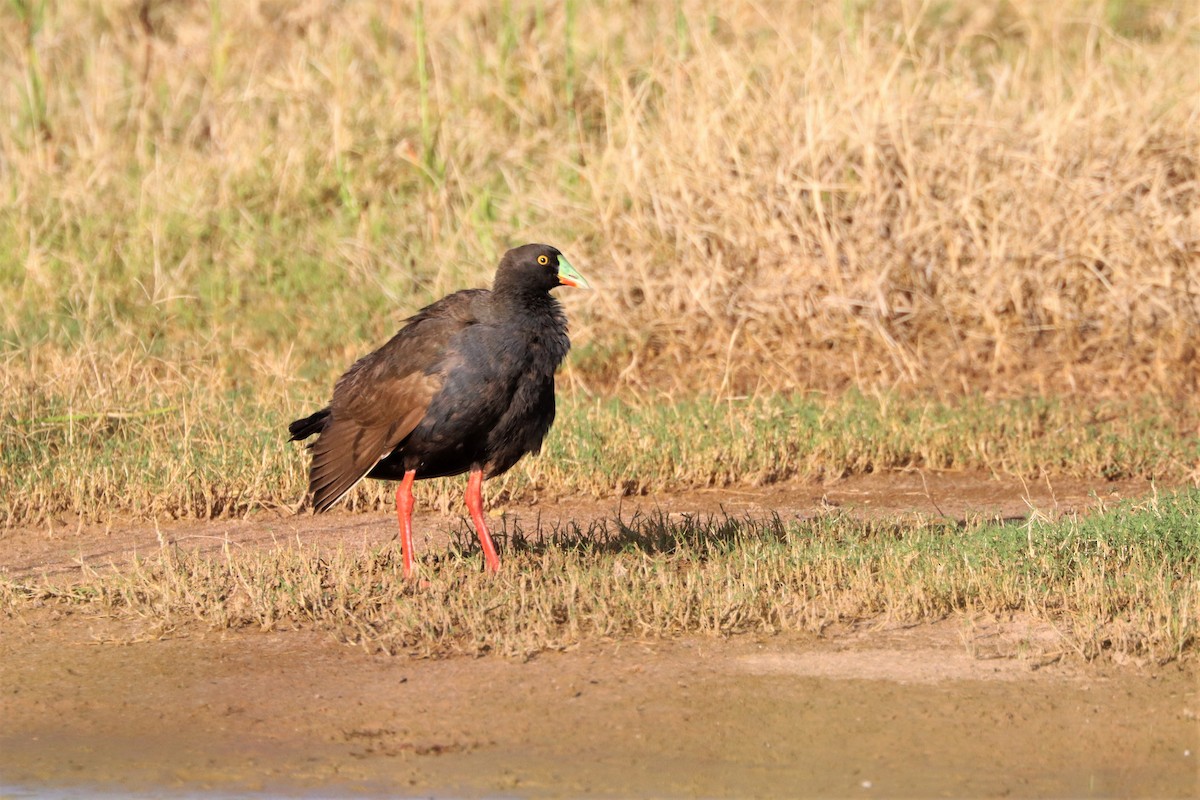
395 469 417 579
465 468 501 574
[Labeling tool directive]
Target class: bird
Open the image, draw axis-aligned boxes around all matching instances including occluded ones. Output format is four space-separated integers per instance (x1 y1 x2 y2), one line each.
288 243 590 578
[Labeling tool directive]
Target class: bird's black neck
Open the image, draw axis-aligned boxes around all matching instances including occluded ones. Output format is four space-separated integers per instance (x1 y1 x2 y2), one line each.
491 285 561 319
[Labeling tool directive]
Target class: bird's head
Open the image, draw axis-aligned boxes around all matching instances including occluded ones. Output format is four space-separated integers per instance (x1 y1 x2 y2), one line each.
495 243 591 295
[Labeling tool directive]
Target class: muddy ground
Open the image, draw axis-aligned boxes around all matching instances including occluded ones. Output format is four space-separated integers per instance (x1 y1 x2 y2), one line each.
2 472 1198 797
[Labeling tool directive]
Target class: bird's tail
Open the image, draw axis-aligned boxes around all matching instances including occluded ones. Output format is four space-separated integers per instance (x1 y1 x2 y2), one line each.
288 407 331 442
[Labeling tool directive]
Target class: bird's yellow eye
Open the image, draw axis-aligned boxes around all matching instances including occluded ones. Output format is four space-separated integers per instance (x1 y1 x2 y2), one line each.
537 254 550 266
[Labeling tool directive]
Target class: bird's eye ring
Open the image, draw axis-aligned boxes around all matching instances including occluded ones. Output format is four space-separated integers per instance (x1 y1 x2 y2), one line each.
537 255 550 266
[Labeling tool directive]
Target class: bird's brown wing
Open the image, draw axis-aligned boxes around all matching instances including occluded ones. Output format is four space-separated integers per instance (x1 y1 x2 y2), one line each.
307 293 484 512
307 372 441 512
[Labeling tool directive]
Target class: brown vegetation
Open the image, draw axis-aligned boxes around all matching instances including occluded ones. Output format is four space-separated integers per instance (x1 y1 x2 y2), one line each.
2 1 1197 400
3 1 1199 524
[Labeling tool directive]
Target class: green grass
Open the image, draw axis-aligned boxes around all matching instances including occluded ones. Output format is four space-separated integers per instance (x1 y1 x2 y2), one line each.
5 489 1197 662
4 391 1198 526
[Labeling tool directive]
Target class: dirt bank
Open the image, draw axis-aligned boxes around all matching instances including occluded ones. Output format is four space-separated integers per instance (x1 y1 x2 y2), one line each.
1 471 1156 581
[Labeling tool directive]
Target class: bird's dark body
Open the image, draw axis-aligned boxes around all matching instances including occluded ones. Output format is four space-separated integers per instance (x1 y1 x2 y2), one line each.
366 289 568 481
288 244 575 515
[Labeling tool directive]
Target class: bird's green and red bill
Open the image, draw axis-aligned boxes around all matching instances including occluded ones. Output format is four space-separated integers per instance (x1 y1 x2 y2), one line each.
557 257 591 289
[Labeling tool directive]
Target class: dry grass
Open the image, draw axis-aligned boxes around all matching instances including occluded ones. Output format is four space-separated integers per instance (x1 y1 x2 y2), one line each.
5 489 1197 662
2 0 1198 401
591 2 1200 396
3 3 1196 668
2 1 1199 525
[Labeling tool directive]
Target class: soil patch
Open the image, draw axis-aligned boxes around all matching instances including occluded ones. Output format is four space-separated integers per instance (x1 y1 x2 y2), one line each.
1 471 1155 581
1 612 1195 798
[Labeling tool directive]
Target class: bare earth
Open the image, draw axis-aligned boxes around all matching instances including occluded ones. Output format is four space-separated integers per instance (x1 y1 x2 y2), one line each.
2 473 1198 798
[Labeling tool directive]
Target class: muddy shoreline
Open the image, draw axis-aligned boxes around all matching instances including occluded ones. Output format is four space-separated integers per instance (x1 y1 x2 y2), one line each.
2 612 1196 798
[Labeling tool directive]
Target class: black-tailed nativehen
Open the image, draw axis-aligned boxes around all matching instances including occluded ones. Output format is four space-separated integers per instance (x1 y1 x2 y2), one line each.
289 244 590 577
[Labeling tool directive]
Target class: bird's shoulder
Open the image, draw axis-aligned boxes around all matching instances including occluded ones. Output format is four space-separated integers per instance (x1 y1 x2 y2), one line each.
328 290 497 426
406 288 492 327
